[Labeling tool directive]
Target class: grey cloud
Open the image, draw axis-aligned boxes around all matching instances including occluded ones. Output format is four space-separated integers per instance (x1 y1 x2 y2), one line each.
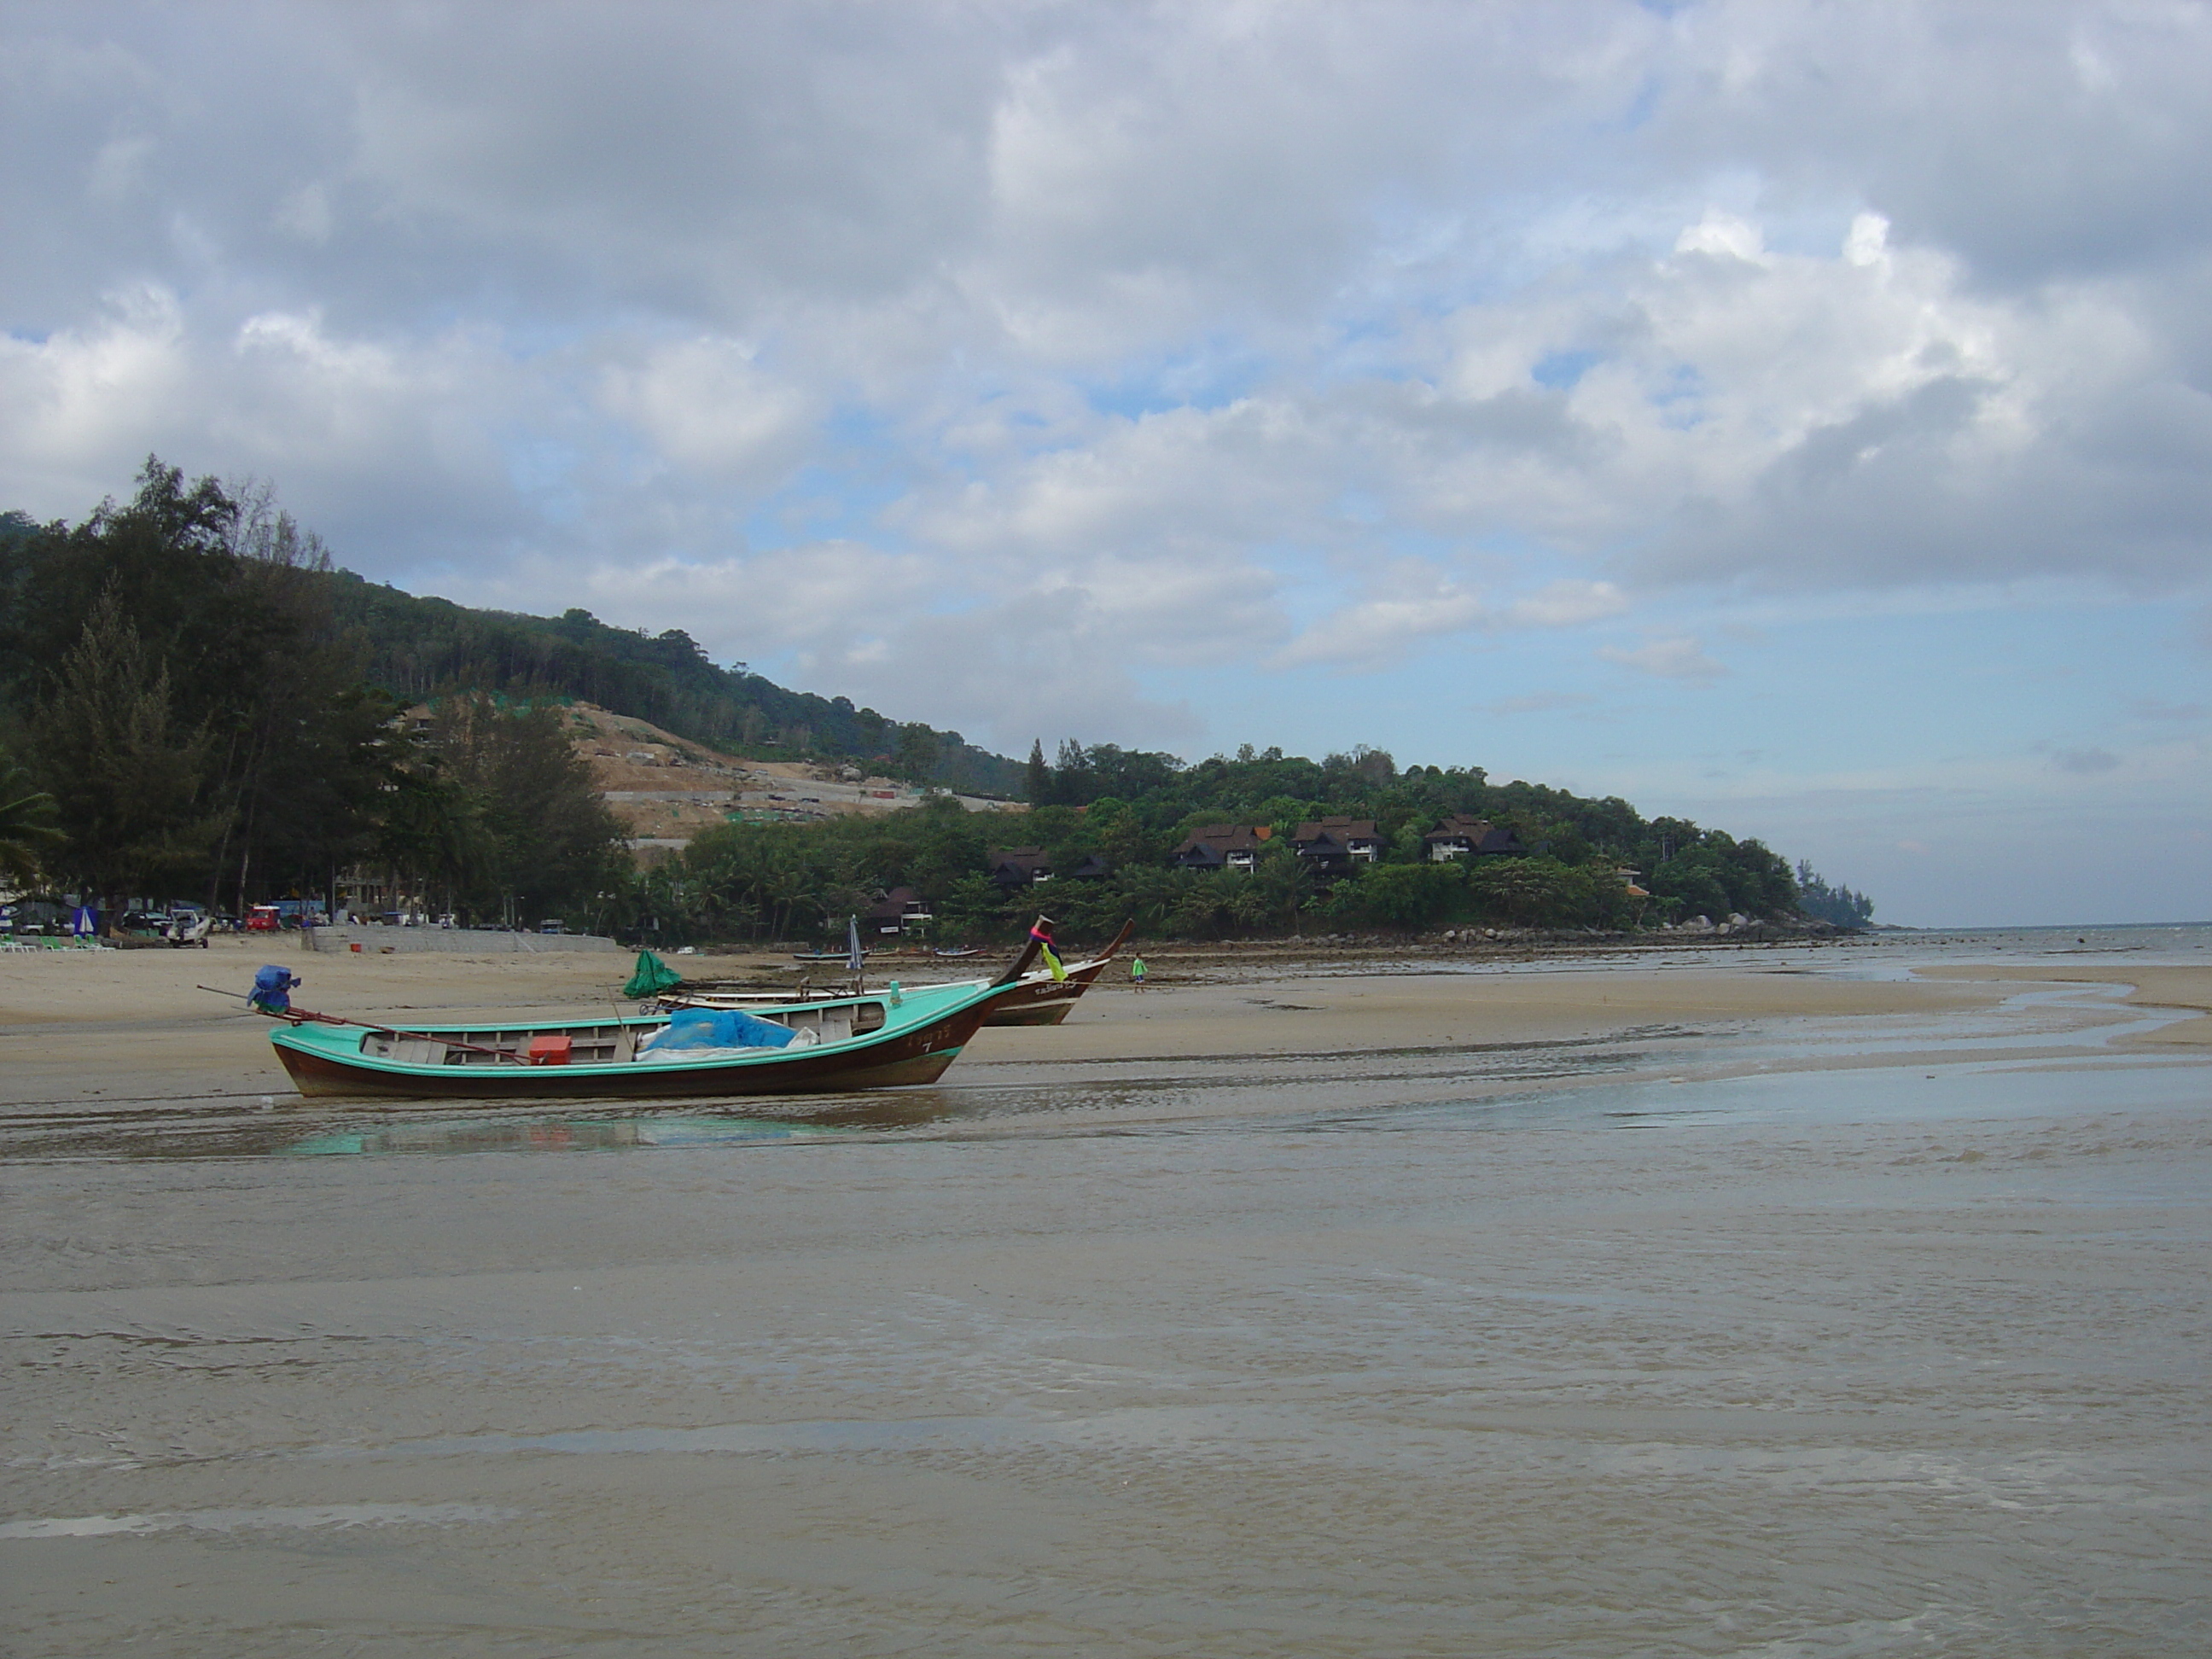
1656 364 2212 595
1482 691 1595 715
2127 697 2206 725
6 1 2212 753
1364 380 1604 466
2047 745 2120 776
1644 3 2212 288
816 597 1210 755
1598 635 1726 683
342 6 1010 316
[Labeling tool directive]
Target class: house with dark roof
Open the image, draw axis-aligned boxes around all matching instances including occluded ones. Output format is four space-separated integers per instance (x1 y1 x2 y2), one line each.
1289 817 1382 876
987 848 1110 890
1172 824 1271 873
861 887 934 934
1423 816 1528 862
987 848 1054 889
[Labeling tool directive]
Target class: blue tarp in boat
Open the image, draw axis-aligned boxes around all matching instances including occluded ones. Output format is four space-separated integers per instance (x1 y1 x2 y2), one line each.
652 1007 796 1051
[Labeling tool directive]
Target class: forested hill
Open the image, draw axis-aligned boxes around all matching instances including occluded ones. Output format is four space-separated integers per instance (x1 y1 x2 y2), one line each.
0 460 1876 934
319 572 1027 796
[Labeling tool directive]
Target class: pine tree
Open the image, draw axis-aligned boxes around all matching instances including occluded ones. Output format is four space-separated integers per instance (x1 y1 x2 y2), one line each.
31 591 218 909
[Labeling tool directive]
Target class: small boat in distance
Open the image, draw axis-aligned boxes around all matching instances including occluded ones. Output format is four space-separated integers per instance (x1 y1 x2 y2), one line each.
659 921 1134 1028
795 914 867 963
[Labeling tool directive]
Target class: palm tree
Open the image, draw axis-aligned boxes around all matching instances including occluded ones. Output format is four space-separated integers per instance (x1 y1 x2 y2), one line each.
0 748 62 889
1251 841 1317 930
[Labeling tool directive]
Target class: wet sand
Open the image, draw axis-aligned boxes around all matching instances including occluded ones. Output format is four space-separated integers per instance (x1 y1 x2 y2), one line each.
0 932 2131 1111
1914 961 2212 1047
4 933 2209 1654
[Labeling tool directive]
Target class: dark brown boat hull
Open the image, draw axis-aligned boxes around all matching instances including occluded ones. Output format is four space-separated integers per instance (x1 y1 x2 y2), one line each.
982 959 1109 1025
980 921 1132 1027
274 1007 988 1102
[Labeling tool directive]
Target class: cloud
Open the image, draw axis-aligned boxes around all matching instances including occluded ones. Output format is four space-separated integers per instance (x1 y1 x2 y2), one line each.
599 337 817 482
1276 567 1629 670
1646 1 2212 286
2128 697 2206 725
1598 635 1726 683
1482 691 1595 716
0 285 190 493
1504 579 1628 627
3 0 2210 771
1276 585 1489 671
2046 744 2120 776
1674 209 1768 264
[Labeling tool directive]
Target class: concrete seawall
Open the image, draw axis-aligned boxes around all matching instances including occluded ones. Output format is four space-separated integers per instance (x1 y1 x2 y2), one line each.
306 927 621 955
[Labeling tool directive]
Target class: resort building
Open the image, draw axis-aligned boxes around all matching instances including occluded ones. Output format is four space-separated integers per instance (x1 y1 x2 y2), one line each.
986 849 1110 890
1423 816 1529 862
1172 824 1271 873
1289 818 1382 876
862 887 934 935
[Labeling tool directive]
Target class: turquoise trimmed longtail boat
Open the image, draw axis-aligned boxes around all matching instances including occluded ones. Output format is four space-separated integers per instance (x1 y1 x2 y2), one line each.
267 928 1054 1102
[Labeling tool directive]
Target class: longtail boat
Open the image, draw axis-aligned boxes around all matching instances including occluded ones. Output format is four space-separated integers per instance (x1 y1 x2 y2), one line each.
265 932 1054 1102
656 921 1135 1028
976 920 1134 1026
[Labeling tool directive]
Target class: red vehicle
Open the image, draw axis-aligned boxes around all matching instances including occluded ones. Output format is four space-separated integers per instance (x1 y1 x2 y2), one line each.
246 905 283 934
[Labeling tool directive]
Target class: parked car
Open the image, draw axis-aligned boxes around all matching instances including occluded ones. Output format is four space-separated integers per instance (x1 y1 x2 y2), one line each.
538 918 565 934
165 912 213 948
246 905 283 934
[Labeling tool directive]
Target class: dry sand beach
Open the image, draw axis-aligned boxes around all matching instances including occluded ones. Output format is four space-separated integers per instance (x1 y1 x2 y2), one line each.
3 928 2209 1654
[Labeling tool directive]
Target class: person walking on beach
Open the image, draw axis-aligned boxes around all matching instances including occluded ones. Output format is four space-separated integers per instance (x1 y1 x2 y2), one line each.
1130 954 1147 992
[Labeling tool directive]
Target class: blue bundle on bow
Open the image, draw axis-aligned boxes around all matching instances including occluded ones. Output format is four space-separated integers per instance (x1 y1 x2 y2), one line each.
249 964 300 1014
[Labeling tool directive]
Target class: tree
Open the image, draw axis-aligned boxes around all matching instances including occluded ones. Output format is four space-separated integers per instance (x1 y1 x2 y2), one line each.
1250 839 1318 930
4 461 405 913
1796 862 1874 927
31 591 218 908
431 696 626 922
1025 739 1051 805
1054 739 1097 804
0 745 61 888
373 754 497 919
1331 861 1464 928
894 722 940 783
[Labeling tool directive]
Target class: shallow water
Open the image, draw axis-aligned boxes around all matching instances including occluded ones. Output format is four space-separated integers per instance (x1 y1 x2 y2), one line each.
3 951 2209 1655
1284 919 2212 983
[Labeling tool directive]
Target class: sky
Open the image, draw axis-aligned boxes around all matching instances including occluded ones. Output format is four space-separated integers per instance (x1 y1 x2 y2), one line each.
3 1 2208 926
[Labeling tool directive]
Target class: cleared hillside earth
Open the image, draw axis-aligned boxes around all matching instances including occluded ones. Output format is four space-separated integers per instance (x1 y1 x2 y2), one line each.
550 702 1022 855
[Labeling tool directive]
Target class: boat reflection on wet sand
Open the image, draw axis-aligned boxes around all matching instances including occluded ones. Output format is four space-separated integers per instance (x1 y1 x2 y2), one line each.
287 1115 840 1156
280 1093 973 1155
